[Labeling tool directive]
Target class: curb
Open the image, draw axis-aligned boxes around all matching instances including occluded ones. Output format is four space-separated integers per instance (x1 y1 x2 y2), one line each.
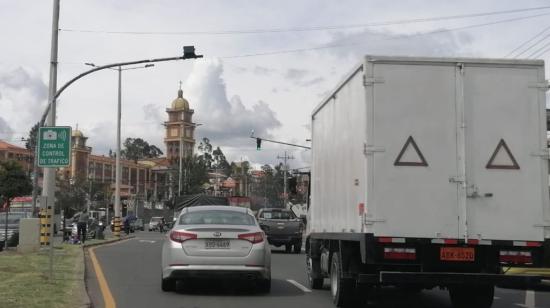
79 235 136 308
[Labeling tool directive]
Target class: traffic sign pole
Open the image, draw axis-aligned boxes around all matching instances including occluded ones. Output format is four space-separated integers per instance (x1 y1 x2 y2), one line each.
42 0 60 283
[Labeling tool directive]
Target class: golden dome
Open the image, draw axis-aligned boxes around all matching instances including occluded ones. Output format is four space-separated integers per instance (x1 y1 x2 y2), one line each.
72 129 84 138
171 89 189 110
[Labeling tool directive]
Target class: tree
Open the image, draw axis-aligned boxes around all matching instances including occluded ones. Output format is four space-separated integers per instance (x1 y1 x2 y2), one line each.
25 122 39 151
55 176 88 218
0 161 32 248
212 147 231 176
0 161 33 206
121 138 164 163
197 138 213 168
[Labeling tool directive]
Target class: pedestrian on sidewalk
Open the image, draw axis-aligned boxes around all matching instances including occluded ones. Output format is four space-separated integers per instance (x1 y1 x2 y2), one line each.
77 209 89 244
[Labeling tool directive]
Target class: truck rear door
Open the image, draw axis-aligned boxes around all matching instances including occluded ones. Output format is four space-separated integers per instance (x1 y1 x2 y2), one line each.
463 64 548 241
368 61 460 239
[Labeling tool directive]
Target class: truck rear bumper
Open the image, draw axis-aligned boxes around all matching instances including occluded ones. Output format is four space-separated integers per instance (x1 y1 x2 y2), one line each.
357 271 543 286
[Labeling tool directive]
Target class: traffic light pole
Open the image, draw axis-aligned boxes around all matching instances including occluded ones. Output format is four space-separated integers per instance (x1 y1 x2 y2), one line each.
250 135 311 150
36 48 203 240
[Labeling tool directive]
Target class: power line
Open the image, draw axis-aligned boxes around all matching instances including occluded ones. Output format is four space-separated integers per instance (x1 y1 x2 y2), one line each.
58 6 550 36
221 12 550 60
504 25 550 57
531 45 550 59
527 40 550 58
513 34 550 58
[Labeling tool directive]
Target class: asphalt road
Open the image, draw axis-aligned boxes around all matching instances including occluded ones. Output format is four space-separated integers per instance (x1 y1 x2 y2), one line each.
86 231 550 308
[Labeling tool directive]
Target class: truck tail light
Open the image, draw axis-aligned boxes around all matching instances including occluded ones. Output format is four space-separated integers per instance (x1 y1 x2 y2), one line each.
499 251 532 264
384 248 416 260
239 232 264 244
170 231 197 243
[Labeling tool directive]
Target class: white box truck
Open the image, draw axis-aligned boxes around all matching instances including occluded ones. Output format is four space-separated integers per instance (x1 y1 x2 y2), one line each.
306 55 550 308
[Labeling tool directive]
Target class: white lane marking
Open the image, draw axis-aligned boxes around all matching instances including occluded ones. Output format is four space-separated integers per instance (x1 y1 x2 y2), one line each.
514 290 536 308
286 279 312 293
525 290 535 308
138 240 156 243
494 296 501 300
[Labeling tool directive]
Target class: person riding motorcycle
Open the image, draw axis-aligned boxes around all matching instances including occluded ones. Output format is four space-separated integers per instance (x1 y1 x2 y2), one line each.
159 217 166 233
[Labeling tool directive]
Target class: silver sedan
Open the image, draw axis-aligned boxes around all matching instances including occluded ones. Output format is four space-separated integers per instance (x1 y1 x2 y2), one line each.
161 205 271 293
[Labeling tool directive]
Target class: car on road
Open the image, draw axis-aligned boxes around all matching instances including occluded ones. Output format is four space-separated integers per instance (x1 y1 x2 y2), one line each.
257 208 304 253
148 216 163 231
161 205 271 293
0 212 26 249
131 218 145 231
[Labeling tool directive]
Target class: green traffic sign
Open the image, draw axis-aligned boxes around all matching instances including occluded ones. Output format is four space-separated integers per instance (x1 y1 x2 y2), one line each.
38 126 72 167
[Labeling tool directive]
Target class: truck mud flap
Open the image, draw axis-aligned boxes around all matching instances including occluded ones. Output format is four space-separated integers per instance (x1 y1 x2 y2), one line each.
369 272 543 286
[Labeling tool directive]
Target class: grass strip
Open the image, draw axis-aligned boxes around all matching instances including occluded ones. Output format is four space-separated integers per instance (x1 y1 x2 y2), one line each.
0 245 82 308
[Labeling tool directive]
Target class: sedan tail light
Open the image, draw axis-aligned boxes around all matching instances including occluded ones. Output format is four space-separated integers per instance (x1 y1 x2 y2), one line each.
238 232 264 244
170 230 197 243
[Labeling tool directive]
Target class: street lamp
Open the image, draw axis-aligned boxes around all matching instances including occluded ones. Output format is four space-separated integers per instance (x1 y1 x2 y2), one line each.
85 62 154 237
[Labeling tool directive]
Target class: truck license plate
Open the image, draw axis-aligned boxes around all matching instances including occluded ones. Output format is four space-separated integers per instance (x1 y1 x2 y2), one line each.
440 247 475 261
205 239 230 249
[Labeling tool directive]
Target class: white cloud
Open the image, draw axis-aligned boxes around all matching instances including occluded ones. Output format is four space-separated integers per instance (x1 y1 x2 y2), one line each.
0 66 47 141
0 117 14 141
323 28 473 59
184 58 282 152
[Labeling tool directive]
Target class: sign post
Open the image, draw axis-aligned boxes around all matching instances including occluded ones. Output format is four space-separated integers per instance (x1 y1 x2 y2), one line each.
37 126 70 280
38 126 72 168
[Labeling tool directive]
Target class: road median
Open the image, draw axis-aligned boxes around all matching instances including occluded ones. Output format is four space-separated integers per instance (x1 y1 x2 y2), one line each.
0 244 84 308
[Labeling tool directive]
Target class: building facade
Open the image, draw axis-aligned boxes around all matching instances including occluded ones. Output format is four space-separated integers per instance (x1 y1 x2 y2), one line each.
0 140 34 175
58 88 196 203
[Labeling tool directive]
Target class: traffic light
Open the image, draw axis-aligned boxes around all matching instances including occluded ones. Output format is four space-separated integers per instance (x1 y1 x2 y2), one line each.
256 138 262 151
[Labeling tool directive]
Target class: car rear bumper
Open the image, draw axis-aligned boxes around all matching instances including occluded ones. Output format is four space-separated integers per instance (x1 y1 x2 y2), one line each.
163 265 270 280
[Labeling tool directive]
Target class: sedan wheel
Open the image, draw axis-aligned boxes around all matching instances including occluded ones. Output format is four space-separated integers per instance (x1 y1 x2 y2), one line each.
161 277 175 292
257 278 271 293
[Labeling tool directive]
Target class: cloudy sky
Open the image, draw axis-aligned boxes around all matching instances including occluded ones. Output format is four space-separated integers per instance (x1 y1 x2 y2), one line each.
1 0 550 169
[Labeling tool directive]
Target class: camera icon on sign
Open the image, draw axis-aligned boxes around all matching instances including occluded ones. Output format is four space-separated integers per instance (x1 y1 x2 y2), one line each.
43 130 57 140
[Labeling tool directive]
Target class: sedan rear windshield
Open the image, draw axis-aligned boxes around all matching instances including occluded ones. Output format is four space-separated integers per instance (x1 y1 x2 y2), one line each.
259 210 296 220
179 210 255 226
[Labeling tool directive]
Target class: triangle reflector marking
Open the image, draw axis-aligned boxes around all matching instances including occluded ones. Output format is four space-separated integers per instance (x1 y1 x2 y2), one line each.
394 136 428 167
486 139 520 170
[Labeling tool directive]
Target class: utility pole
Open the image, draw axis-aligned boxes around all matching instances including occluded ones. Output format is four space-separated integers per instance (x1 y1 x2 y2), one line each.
43 0 60 282
277 151 294 209
114 66 122 237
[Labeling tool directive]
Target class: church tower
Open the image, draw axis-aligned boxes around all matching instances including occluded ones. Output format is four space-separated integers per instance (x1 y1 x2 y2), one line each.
164 86 196 165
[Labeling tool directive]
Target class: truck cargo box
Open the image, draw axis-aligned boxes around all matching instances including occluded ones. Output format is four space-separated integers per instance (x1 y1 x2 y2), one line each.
309 55 550 243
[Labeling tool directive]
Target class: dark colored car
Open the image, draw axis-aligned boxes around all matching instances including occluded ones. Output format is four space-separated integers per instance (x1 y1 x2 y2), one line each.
0 212 26 250
257 208 304 253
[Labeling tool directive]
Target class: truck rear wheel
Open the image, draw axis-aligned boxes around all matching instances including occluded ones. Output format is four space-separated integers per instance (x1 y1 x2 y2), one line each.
306 255 324 289
449 284 494 308
330 252 359 307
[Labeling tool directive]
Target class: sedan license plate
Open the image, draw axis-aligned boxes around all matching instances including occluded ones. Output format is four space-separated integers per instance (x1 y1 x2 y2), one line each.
440 247 475 262
205 239 230 249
